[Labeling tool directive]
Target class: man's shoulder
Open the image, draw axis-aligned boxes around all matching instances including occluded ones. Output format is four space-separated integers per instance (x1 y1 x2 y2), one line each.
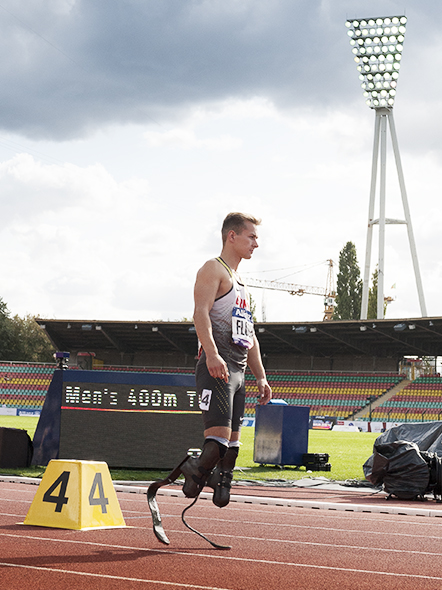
205 257 221 267
196 258 231 287
198 258 224 275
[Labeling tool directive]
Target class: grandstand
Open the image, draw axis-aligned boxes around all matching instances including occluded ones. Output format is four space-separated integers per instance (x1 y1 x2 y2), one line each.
0 362 54 413
35 316 442 373
370 375 442 422
3 361 439 424
245 371 405 420
3 315 442 425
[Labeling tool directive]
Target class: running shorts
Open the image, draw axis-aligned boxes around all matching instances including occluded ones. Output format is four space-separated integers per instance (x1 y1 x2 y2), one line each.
195 359 246 432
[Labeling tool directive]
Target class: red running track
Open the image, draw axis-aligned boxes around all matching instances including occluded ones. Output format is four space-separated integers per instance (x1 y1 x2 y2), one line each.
2 480 442 589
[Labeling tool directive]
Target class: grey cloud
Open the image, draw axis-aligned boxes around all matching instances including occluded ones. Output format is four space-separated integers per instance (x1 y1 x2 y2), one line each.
0 0 440 140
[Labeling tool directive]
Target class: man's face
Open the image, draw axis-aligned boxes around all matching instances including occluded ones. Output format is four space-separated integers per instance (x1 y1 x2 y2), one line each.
233 222 259 259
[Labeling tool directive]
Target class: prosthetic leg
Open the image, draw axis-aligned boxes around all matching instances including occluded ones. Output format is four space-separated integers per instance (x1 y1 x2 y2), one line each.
181 439 226 497
207 446 239 507
147 441 231 550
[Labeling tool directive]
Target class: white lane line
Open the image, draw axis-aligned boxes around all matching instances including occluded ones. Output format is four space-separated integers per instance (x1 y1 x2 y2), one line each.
117 491 442 527
0 513 23 517
0 562 232 589
122 499 442 534
160 528 442 558
151 513 442 542
4 476 442 518
4 503 442 543
0 532 441 582
115 484 442 518
0 475 426 519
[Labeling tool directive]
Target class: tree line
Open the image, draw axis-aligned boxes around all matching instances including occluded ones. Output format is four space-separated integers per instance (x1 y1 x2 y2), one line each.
333 241 384 320
0 297 54 362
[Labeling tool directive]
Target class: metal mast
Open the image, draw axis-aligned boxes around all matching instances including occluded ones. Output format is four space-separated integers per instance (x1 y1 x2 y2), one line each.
345 16 427 319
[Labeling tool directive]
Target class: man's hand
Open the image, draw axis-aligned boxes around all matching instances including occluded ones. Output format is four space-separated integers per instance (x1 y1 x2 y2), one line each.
206 353 230 383
256 378 272 405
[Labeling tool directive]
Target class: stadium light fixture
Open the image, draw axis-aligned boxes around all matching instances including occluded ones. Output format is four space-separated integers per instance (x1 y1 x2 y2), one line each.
345 16 407 109
345 15 427 320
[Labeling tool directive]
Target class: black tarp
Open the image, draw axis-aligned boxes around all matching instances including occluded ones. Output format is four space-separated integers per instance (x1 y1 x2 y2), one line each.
368 422 442 454
363 422 442 500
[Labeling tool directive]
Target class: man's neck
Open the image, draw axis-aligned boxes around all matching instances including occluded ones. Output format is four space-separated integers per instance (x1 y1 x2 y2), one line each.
219 250 241 272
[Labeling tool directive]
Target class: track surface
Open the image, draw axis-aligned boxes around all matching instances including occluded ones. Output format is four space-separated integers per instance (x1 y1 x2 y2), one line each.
2 480 442 589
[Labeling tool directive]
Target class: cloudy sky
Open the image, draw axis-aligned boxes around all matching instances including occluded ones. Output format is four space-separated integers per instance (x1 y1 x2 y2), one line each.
0 0 441 324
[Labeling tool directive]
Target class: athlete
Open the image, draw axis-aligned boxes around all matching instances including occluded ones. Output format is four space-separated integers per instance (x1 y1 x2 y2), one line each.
181 212 272 507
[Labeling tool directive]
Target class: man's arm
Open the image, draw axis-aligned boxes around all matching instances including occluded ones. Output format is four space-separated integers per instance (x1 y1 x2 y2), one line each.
247 335 272 405
193 260 230 382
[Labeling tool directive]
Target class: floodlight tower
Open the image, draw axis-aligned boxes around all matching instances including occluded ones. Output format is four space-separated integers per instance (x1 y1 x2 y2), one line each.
345 16 427 320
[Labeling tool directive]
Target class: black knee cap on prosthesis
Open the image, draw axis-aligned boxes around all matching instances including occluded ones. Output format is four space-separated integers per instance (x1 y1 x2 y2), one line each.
227 446 239 461
204 438 228 459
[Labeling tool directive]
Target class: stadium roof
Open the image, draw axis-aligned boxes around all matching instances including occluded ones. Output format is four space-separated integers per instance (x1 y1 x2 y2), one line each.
36 316 442 360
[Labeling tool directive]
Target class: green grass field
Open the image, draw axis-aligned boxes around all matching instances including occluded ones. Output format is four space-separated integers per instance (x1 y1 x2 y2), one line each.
0 415 379 483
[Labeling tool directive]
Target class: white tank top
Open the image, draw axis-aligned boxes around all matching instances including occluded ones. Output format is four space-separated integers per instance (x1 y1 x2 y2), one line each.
202 257 254 369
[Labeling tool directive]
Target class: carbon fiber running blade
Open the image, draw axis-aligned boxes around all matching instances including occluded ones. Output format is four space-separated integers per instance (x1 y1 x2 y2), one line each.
148 483 170 545
182 497 231 550
147 457 189 545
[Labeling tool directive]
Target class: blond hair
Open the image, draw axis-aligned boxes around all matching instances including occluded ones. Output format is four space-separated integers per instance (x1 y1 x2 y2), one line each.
221 212 261 244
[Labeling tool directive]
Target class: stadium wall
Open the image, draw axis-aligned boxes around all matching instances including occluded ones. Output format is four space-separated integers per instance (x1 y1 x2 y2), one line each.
74 350 197 370
262 353 397 373
71 350 399 374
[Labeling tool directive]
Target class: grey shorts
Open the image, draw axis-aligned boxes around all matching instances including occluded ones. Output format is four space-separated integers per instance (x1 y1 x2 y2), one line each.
195 359 246 432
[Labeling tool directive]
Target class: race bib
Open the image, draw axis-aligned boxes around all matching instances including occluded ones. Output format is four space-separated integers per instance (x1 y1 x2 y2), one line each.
232 307 254 349
199 389 212 411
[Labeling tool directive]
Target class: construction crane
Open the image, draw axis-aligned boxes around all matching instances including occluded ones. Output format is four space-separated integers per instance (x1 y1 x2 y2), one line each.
247 260 336 321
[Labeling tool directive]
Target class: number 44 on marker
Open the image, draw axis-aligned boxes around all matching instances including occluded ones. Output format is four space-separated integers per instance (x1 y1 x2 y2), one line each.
23 459 126 530
43 471 109 513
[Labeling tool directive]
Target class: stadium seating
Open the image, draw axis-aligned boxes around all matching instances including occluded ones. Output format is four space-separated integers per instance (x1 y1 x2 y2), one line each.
0 362 55 412
96 367 405 420
244 371 403 419
369 375 442 422
0 363 196 412
4 361 440 423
